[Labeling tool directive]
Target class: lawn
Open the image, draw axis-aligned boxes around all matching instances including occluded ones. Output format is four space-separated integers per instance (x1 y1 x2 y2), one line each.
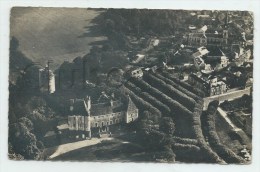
52 138 154 162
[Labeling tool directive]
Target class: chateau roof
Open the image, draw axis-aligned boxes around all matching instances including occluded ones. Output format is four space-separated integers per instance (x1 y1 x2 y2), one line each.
72 99 89 115
70 96 138 117
90 100 126 116
127 97 137 113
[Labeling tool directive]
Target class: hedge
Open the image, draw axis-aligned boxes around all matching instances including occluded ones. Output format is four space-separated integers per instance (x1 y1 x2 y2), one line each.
125 81 171 115
191 100 225 163
153 73 200 101
143 72 196 111
130 77 193 117
204 102 246 164
172 136 198 145
173 143 200 152
161 71 205 97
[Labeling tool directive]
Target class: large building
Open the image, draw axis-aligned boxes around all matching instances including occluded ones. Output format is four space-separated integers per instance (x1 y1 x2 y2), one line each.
68 96 138 138
188 73 227 96
184 29 229 49
39 65 55 94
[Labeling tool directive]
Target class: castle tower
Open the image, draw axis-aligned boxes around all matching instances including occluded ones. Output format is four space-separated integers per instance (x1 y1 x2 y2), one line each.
39 64 55 94
84 96 91 138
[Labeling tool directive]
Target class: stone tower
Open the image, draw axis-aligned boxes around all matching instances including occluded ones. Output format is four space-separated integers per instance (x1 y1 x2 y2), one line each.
39 65 55 94
85 96 91 138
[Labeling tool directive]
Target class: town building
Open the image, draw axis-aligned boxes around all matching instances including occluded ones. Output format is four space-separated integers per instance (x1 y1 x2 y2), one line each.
215 55 229 70
130 68 144 78
39 65 55 94
188 73 227 96
184 29 229 49
68 96 138 139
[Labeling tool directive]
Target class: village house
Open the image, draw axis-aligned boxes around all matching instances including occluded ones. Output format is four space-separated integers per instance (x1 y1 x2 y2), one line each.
68 96 138 139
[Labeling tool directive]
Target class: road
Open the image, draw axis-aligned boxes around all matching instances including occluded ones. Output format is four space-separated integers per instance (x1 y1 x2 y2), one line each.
45 137 113 159
203 88 250 110
217 107 240 131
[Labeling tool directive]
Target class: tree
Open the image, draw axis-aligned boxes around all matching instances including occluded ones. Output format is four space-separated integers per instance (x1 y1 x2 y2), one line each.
159 117 175 135
9 118 41 159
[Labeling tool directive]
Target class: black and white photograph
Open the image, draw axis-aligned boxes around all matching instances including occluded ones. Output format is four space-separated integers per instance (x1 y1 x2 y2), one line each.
7 7 254 164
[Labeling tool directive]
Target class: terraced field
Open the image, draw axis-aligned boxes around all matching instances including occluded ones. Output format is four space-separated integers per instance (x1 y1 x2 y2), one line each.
124 70 245 163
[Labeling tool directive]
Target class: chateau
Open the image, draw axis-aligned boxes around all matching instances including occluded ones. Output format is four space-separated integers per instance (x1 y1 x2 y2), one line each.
68 96 138 138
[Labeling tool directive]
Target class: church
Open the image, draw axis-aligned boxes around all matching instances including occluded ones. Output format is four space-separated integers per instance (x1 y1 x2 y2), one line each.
68 95 138 138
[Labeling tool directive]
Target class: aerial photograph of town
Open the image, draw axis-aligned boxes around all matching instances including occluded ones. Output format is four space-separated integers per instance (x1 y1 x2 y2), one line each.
9 8 253 164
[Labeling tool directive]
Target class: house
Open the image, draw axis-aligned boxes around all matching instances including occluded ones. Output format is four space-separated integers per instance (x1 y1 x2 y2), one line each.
132 54 146 64
209 77 227 96
68 96 138 139
194 56 205 70
215 55 229 70
130 68 143 78
192 46 209 59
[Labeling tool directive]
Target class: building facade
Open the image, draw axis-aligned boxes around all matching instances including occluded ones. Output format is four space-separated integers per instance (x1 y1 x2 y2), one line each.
188 73 227 96
68 96 138 138
184 30 229 49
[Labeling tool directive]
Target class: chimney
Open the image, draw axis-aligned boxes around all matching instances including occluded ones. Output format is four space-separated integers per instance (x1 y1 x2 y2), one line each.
85 96 91 111
69 99 74 112
110 99 113 107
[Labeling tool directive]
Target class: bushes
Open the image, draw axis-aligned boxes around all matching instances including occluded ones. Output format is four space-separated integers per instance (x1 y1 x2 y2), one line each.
173 143 200 152
130 77 193 118
153 73 200 101
143 72 196 110
191 100 225 163
125 81 171 115
161 71 205 97
128 76 197 138
204 102 246 164
172 136 198 145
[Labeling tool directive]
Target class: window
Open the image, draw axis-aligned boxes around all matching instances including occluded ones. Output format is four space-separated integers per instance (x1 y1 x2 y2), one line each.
107 121 109 126
95 123 98 127
101 121 104 126
110 121 113 125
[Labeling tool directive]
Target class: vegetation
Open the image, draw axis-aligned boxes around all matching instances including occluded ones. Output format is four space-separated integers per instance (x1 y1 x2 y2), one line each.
203 101 246 163
143 72 196 110
153 72 200 101
9 37 58 160
130 77 193 117
161 71 205 97
125 81 171 115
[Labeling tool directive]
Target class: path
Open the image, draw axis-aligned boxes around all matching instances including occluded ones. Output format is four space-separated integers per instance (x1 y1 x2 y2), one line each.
217 107 240 131
203 88 250 110
47 137 113 159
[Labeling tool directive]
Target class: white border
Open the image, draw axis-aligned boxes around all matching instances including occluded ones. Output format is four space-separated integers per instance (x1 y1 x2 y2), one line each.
1 1 260 172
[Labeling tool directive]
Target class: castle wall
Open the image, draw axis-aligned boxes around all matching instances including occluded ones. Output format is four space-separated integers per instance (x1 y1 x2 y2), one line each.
90 111 125 128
